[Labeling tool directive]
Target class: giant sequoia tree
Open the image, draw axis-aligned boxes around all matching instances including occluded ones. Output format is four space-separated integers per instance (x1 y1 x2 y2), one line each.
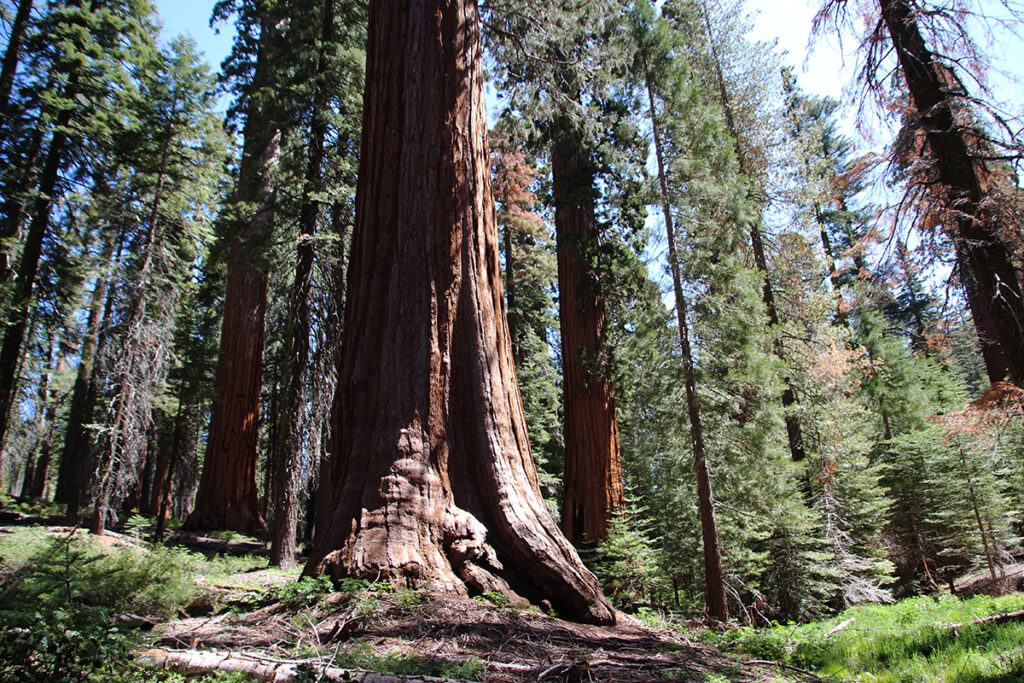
186 2 280 533
304 0 613 624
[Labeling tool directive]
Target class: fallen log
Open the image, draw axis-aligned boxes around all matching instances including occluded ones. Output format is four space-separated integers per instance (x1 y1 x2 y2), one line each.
134 648 471 682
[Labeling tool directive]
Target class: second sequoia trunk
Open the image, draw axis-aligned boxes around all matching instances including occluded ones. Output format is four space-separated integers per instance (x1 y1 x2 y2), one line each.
551 131 625 545
304 0 613 624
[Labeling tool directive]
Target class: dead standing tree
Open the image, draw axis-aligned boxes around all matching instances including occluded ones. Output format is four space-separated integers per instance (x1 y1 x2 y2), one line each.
304 0 614 624
817 0 1024 385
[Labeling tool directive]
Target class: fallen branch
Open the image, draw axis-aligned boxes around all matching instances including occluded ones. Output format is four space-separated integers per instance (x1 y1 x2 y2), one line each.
827 617 855 636
743 659 828 682
947 609 1024 630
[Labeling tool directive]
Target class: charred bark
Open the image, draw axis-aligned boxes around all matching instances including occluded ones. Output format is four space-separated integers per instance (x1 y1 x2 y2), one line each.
551 125 625 546
879 0 1024 383
304 0 613 624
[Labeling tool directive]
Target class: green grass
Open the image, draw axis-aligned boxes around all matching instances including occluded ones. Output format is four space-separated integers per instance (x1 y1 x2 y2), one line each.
704 594 1024 682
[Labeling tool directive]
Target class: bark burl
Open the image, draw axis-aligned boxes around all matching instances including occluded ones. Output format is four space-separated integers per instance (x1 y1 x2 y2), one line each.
304 0 614 624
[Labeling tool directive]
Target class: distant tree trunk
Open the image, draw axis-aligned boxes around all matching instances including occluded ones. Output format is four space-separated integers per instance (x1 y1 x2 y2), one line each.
56 234 119 516
138 442 156 515
304 0 613 624
145 433 171 517
21 351 62 499
270 0 336 569
185 17 280 535
879 0 1024 384
551 123 625 546
645 69 729 622
311 199 350 545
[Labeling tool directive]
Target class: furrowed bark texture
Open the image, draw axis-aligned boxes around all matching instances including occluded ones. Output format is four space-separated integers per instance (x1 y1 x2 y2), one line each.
880 0 1024 384
305 0 613 624
551 133 625 546
186 18 279 535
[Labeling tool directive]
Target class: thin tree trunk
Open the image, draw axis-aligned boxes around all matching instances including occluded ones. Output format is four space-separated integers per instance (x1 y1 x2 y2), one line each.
551 113 624 546
270 0 336 569
0 127 44 296
304 0 613 624
0 0 33 140
312 200 349 545
55 234 119 514
0 124 70 453
645 68 729 622
879 0 1024 384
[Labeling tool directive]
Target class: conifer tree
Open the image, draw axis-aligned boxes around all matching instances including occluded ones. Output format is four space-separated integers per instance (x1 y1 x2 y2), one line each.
268 0 366 567
0 0 158 464
88 37 226 533
816 0 1024 384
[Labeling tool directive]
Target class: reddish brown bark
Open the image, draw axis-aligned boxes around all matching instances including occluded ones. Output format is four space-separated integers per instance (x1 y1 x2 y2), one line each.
304 0 613 624
551 134 625 546
879 0 1024 384
185 17 280 535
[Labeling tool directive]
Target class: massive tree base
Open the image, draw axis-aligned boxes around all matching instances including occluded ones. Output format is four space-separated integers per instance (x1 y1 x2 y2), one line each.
304 0 613 625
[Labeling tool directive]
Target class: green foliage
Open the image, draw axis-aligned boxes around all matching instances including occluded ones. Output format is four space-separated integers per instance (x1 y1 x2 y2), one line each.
473 590 511 609
268 574 334 608
592 506 668 610
0 604 136 682
0 531 207 682
706 593 1024 682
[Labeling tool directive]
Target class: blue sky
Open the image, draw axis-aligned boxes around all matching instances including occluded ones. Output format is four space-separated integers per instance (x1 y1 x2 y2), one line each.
153 0 234 70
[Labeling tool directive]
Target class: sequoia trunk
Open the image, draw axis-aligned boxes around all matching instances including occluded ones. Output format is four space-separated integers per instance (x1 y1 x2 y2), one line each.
552 129 625 546
185 16 280 534
304 0 613 624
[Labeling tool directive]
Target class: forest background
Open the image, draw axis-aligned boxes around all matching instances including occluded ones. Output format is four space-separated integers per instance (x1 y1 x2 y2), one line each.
1 0 1024 634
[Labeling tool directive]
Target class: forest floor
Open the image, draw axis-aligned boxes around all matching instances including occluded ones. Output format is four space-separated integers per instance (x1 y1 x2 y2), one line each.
0 511 794 682
3 506 1024 682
